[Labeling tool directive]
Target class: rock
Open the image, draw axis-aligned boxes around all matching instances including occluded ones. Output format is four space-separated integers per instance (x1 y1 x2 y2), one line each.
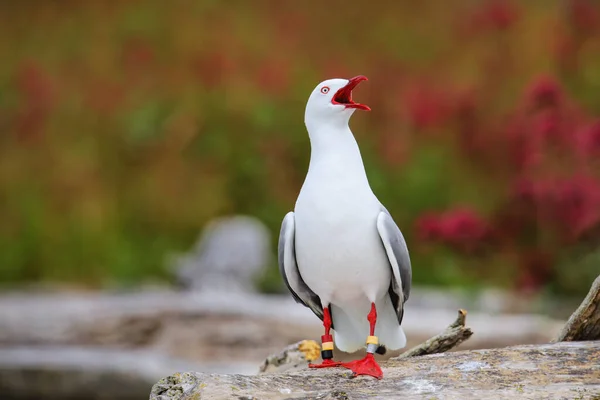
259 340 321 374
150 341 600 400
151 372 203 400
171 215 272 293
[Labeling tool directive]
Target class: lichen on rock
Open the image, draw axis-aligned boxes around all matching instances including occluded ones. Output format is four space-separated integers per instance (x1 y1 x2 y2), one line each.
151 372 203 400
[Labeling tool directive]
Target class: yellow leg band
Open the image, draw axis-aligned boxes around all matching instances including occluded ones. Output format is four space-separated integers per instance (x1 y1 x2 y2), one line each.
321 341 334 351
366 335 379 345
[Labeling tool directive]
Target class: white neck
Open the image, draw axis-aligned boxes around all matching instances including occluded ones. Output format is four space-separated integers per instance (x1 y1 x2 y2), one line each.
305 122 370 186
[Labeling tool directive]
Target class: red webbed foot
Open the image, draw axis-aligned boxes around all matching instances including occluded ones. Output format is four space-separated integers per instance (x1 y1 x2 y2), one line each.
341 353 383 379
309 359 343 368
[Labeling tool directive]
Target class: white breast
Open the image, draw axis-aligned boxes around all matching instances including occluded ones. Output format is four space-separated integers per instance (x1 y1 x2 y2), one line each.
294 172 391 307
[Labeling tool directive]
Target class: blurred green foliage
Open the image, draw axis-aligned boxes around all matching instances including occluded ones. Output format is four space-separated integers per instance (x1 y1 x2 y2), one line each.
0 1 598 295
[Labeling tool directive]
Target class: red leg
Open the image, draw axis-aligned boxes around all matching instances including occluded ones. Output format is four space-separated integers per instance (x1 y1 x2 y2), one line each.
367 302 377 336
323 305 333 336
341 303 383 379
309 307 342 368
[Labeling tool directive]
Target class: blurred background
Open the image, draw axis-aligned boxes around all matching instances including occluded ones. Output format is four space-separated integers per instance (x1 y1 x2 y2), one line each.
1 1 599 399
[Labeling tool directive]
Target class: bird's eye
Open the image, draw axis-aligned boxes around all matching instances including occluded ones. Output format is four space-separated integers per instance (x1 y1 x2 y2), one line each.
320 86 330 94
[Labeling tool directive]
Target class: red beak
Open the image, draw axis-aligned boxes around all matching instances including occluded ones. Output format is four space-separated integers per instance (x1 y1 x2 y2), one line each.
332 75 371 111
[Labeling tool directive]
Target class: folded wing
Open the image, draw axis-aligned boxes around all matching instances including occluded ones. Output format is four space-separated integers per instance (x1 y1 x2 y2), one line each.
278 211 325 321
376 209 412 324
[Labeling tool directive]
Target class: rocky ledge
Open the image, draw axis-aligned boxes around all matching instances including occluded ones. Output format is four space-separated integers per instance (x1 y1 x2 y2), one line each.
150 341 600 400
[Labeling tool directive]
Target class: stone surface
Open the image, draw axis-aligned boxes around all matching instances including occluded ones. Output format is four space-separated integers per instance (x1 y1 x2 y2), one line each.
170 215 272 293
0 290 565 373
259 340 321 374
150 341 600 400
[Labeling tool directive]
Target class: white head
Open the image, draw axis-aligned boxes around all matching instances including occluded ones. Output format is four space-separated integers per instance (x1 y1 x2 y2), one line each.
304 75 370 132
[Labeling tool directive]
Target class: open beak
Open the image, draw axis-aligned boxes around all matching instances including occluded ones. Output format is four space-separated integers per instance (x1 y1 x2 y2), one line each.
332 75 371 111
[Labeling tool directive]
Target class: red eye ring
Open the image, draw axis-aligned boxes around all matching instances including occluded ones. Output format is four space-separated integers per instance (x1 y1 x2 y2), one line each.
320 86 330 94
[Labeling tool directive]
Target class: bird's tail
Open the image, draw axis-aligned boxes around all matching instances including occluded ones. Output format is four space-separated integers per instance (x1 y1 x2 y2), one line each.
331 295 406 353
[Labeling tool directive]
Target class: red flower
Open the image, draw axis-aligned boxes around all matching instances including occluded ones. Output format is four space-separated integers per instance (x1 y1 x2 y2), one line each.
415 208 490 253
509 176 600 242
532 111 561 140
504 115 543 171
441 209 490 247
525 75 563 110
512 178 544 204
503 75 582 172
506 178 553 229
552 175 600 241
576 120 600 157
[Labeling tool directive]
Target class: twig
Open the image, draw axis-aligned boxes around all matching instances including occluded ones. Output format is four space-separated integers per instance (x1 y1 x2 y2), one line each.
554 274 600 342
397 309 473 358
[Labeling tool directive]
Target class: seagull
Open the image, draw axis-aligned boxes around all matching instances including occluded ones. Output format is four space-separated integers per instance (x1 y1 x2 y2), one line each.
278 75 412 379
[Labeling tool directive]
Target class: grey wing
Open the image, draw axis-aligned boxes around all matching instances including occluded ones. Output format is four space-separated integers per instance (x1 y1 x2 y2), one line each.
376 208 412 325
278 211 325 321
